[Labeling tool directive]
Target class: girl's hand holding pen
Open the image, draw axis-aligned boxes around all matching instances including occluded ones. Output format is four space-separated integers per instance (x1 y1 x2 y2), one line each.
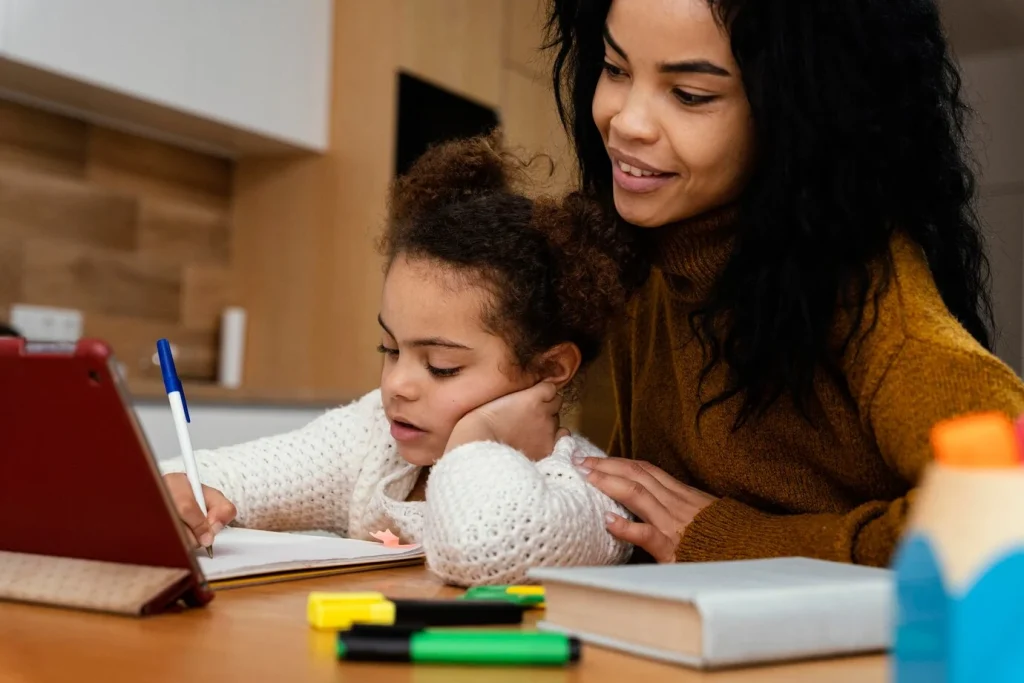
163 473 237 550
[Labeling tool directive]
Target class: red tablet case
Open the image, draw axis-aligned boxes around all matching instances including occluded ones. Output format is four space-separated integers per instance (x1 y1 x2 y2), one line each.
0 337 213 615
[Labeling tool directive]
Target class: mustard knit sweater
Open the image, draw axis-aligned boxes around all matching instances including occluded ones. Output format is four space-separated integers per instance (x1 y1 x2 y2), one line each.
607 210 1024 566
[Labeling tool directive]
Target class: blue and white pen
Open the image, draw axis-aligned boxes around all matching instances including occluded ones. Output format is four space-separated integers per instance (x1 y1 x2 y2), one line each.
156 338 213 558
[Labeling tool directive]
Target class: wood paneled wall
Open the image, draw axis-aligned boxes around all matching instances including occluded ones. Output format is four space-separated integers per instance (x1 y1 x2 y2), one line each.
230 0 616 441
0 0 617 441
231 0 576 399
0 100 234 385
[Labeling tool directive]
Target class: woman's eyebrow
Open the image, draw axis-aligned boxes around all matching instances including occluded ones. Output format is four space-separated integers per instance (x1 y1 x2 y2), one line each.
603 26 731 77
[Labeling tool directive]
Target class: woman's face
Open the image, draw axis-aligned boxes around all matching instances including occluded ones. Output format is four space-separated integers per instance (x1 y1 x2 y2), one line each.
592 0 755 228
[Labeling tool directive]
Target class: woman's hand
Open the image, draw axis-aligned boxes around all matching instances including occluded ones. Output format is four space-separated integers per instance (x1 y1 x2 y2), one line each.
444 381 569 461
572 457 718 563
163 473 237 549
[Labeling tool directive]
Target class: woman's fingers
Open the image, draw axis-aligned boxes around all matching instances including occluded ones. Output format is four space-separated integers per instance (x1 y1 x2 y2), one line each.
577 456 679 511
604 513 677 563
585 468 680 538
625 460 696 498
578 456 709 504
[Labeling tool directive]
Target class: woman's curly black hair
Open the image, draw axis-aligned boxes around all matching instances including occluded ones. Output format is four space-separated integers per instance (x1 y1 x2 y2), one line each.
380 131 637 393
546 0 994 425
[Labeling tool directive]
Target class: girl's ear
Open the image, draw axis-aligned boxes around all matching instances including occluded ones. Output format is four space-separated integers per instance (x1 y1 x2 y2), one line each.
537 343 583 389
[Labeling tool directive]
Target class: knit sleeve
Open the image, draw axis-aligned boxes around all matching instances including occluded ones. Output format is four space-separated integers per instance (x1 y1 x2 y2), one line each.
158 390 385 535
677 337 1024 566
423 435 633 586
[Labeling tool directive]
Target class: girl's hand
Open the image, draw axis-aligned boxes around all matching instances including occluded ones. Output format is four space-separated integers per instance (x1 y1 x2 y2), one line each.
445 381 569 461
572 457 718 563
163 473 237 549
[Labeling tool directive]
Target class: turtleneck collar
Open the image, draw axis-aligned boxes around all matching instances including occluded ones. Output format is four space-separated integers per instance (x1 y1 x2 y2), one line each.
645 204 739 303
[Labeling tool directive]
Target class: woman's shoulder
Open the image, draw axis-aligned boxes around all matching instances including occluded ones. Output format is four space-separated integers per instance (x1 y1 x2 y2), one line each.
838 231 1013 398
883 232 986 349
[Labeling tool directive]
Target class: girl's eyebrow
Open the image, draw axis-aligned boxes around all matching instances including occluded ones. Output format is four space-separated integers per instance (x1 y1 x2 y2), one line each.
377 314 472 350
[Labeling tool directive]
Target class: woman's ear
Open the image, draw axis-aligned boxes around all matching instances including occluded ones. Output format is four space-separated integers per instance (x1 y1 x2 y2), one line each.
537 343 583 389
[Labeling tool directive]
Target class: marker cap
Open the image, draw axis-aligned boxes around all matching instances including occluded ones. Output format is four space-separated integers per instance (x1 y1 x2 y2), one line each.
931 412 1019 469
156 338 189 423
307 592 393 630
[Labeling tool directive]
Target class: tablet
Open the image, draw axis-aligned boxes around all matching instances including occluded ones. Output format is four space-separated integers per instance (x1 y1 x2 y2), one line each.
0 337 213 613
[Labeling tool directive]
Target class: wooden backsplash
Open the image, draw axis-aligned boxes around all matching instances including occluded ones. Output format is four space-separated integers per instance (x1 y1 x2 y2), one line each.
0 99 234 384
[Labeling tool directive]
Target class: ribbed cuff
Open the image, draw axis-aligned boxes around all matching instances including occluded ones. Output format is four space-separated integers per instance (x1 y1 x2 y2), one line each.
676 497 788 563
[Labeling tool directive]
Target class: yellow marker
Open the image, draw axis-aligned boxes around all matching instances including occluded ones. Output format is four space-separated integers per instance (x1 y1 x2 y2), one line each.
306 591 527 630
930 412 1020 469
307 592 393 630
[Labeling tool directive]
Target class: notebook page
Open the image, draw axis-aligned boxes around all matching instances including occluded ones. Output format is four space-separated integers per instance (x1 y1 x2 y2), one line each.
196 527 423 581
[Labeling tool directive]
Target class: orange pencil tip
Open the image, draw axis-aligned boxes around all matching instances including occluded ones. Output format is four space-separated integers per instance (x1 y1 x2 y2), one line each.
931 412 1019 469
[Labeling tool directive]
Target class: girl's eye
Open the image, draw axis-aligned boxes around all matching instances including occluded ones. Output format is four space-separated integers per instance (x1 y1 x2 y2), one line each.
673 89 716 106
427 365 461 379
376 344 398 358
602 61 627 79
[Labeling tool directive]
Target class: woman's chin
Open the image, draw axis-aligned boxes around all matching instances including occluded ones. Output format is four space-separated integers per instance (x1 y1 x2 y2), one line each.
613 191 676 228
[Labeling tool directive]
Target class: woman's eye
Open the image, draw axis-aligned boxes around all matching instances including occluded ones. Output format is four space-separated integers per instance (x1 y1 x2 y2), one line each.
376 344 398 357
673 89 716 106
602 61 627 78
427 365 461 379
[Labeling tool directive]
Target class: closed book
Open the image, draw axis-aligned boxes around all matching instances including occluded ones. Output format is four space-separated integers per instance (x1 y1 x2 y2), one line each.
528 557 892 669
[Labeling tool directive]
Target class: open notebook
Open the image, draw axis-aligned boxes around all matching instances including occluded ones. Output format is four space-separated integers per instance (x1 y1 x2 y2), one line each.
196 528 425 588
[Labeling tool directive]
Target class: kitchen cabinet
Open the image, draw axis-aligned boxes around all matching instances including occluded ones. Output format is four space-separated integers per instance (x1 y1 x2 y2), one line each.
0 0 333 155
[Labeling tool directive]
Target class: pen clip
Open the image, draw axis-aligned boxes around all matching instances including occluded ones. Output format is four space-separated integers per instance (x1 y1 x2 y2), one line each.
180 386 191 423
156 338 190 423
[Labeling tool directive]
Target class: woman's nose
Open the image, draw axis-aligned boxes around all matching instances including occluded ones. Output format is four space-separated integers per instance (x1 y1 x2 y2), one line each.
610 87 659 145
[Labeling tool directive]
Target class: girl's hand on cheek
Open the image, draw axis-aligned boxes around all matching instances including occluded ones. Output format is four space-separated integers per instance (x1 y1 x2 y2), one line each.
444 381 569 461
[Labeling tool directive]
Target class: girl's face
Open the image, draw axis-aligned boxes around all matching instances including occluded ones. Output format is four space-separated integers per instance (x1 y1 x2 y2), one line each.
378 256 534 466
592 0 755 228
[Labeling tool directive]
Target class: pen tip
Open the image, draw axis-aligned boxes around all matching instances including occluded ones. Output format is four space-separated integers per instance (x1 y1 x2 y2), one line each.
206 546 214 559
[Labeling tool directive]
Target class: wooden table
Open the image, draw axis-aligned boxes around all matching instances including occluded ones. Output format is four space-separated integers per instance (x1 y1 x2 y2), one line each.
0 566 888 682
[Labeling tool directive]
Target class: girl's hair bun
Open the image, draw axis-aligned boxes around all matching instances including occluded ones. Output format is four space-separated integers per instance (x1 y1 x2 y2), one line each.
381 131 649 399
389 129 528 225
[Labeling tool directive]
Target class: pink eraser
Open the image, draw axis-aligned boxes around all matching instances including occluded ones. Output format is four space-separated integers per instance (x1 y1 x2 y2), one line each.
370 529 401 547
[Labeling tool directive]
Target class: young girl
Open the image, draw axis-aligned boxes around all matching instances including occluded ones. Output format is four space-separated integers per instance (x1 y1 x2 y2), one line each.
160 133 633 586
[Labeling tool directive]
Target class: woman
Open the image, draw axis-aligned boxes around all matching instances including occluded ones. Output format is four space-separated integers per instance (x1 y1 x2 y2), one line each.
543 0 1024 566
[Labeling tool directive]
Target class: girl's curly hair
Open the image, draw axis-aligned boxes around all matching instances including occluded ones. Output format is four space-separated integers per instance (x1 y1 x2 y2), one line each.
380 131 644 390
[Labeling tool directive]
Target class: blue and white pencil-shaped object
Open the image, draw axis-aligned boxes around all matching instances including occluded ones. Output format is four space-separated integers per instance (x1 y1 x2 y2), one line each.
156 338 213 558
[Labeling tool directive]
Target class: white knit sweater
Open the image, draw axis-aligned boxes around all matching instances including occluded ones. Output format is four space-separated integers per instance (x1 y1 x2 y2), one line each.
159 389 632 586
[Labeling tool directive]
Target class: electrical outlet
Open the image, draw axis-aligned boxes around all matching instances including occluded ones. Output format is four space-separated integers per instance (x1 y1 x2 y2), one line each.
10 304 84 342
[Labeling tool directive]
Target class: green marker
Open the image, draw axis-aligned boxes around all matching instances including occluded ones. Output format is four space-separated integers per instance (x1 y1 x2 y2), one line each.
336 625 580 666
461 585 546 607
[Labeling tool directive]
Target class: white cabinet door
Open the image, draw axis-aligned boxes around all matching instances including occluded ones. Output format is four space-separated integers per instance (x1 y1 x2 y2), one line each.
0 0 332 151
